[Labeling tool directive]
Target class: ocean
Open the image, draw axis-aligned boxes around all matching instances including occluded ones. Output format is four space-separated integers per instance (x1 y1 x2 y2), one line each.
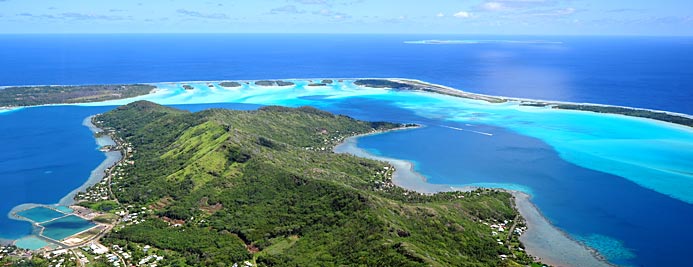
1 34 692 114
1 35 692 267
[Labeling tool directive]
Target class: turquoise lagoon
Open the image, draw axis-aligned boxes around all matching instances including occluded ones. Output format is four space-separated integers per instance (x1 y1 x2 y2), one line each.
3 80 692 266
83 80 693 204
16 207 65 223
13 236 50 250
40 215 96 241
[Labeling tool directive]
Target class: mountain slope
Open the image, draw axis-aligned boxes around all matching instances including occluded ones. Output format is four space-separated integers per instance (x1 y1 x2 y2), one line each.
93 101 535 266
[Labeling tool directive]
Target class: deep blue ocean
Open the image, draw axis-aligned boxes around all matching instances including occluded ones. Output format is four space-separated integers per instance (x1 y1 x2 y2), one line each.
1 35 692 267
1 34 692 114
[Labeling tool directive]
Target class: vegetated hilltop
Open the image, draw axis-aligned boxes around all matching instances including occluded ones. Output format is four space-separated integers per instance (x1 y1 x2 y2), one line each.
0 84 155 107
94 101 535 266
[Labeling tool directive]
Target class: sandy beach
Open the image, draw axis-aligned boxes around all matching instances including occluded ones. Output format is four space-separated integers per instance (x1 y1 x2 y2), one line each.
334 130 611 267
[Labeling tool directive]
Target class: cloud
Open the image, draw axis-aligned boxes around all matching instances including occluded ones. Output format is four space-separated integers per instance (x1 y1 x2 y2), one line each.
478 0 555 12
270 5 305 14
60 12 124 20
18 12 124 20
453 11 471 18
605 8 642 13
481 2 507 12
292 0 328 4
18 13 56 19
436 12 445 17
176 9 230 19
523 7 577 17
312 9 350 19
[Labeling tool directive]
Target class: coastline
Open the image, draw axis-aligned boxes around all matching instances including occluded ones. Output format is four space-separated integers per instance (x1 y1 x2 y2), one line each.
2 77 690 260
5 115 123 246
334 129 611 267
389 78 693 126
3 78 692 128
59 116 123 205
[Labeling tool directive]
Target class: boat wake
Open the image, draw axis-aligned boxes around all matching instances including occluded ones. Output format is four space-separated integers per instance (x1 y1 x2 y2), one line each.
440 125 494 136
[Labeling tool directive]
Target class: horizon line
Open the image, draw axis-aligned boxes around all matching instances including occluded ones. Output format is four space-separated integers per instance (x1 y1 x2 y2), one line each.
0 32 692 37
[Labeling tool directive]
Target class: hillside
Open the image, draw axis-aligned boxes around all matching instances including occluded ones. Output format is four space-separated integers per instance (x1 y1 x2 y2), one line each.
90 101 536 266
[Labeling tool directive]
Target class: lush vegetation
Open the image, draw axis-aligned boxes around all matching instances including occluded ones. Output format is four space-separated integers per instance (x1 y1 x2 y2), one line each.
358 79 691 127
219 81 242 87
354 79 412 89
255 80 295 86
93 101 536 266
553 104 693 127
0 84 154 107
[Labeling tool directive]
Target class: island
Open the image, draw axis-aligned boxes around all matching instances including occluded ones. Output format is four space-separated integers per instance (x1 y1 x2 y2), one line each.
0 84 155 108
307 83 328 87
219 81 242 88
254 80 295 87
354 79 693 127
4 101 539 266
182 85 195 90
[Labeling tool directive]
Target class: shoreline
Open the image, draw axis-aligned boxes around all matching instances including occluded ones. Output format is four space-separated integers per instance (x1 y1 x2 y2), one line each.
5 115 123 246
390 78 693 120
2 78 692 123
59 116 123 205
334 129 611 267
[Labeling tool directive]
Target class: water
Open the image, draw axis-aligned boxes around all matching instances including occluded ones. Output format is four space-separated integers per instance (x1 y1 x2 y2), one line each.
0 34 692 114
16 207 65 223
0 106 112 240
356 123 693 266
13 236 50 250
0 35 692 266
40 215 96 241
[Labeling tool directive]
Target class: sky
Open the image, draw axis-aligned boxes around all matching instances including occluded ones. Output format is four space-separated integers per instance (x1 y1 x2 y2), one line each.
0 0 692 35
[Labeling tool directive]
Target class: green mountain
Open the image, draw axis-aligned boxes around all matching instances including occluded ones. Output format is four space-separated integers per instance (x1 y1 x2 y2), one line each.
93 101 535 267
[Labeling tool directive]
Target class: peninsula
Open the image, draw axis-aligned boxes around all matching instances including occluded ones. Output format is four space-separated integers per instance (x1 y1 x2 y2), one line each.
26 101 539 266
0 84 155 108
354 79 693 127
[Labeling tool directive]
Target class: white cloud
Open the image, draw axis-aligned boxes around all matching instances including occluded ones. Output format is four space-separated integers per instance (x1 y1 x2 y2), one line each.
482 2 506 12
526 7 577 17
436 12 445 17
270 5 305 14
453 11 471 18
479 0 554 12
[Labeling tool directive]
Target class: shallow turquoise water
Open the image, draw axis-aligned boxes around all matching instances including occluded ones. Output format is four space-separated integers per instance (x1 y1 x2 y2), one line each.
4 80 692 266
14 236 49 250
55 206 73 213
84 81 693 204
16 207 65 223
40 215 96 241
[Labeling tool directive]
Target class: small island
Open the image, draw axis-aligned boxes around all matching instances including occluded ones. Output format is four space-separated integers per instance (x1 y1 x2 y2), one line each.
219 81 242 88
182 85 194 90
254 80 295 86
307 83 328 87
0 84 155 108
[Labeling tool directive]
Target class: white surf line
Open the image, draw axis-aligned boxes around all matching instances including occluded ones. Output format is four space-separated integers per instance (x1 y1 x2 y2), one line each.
439 125 494 136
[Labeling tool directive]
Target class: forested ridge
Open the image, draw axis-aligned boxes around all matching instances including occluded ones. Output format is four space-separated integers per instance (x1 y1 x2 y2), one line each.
90 101 537 266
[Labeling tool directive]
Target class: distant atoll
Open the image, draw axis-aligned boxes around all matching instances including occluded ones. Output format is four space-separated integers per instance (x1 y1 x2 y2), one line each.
255 80 295 87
